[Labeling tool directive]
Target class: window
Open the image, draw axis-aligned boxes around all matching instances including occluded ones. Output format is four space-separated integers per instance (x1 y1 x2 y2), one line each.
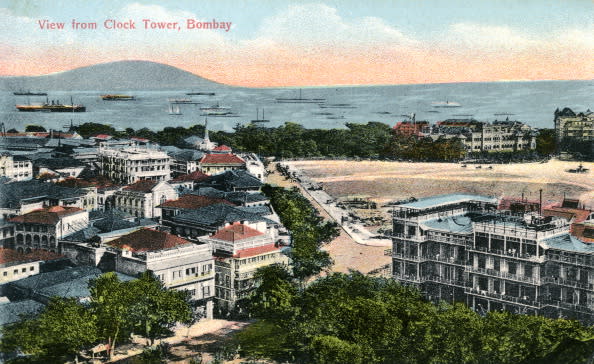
3 271 7 277
22 268 26 273
13 270 18 275
30 266 34 271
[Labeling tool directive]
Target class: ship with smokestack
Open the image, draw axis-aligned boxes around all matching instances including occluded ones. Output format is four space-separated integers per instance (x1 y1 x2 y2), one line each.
16 97 86 112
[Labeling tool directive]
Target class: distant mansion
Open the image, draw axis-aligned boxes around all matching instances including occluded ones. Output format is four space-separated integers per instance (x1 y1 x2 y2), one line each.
393 117 537 153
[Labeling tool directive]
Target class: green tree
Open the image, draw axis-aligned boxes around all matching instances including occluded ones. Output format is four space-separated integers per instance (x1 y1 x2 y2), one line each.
249 265 298 320
0 297 97 363
308 335 365 364
126 272 194 346
24 125 46 132
89 272 134 359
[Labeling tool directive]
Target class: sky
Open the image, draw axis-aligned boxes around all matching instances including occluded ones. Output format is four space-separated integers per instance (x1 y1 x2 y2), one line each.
0 0 592 87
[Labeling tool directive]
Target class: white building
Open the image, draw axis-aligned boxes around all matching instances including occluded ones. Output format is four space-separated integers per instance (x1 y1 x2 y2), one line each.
98 143 171 184
0 154 32 181
113 180 178 218
10 206 89 253
107 228 215 318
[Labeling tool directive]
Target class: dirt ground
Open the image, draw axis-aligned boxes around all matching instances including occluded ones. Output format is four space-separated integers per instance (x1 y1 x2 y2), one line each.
267 166 392 275
286 159 594 208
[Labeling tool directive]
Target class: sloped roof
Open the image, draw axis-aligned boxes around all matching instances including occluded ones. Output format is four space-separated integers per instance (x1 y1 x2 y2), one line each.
173 203 274 228
212 145 232 152
0 248 64 266
0 300 44 326
158 194 234 209
0 180 88 209
543 207 591 224
211 222 264 242
10 206 84 225
202 170 263 190
200 153 245 165
171 170 210 183
123 180 158 192
107 228 192 252
233 243 280 258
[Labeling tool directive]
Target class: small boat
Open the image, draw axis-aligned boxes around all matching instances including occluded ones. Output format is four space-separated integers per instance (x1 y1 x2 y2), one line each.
326 115 345 119
168 98 200 104
494 112 515 116
13 91 47 96
432 101 461 108
375 111 391 115
186 91 215 96
251 108 270 123
319 103 356 109
101 94 135 101
200 103 231 114
313 112 333 115
276 89 326 104
168 103 182 115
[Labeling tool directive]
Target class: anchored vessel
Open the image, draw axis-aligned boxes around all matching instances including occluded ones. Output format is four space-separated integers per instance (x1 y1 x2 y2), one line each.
431 101 461 108
101 94 136 101
251 108 270 123
276 89 326 104
16 97 86 112
186 91 215 96
13 91 47 96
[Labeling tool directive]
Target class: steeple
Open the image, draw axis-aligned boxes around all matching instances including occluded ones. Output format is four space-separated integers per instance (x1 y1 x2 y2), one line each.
204 118 210 143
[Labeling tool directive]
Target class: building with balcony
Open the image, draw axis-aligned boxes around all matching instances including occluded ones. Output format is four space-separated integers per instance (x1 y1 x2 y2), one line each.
98 143 171 184
113 180 178 218
10 206 89 253
554 108 594 148
107 228 215 318
391 193 594 324
199 222 289 312
0 154 32 181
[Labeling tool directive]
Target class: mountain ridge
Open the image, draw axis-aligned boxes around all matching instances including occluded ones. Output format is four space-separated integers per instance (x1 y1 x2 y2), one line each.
0 60 227 91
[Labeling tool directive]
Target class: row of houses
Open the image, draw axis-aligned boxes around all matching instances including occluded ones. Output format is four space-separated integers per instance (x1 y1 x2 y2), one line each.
0 128 291 323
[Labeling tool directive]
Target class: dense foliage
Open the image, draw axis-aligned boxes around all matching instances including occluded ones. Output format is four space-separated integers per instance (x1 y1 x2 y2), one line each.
262 184 339 282
0 272 194 362
241 271 594 364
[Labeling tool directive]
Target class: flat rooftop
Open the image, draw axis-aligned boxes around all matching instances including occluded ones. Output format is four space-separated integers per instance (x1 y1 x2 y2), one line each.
420 214 474 234
397 194 497 210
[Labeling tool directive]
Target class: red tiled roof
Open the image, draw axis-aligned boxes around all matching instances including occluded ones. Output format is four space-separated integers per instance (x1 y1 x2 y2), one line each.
107 228 191 252
212 145 232 152
200 153 245 165
131 137 149 143
0 248 64 266
123 180 158 192
233 243 280 258
158 194 234 209
93 134 112 139
171 170 210 182
211 222 264 242
10 206 84 225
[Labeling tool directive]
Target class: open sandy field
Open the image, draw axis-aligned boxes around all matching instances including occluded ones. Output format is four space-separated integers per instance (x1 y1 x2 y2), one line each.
286 159 594 208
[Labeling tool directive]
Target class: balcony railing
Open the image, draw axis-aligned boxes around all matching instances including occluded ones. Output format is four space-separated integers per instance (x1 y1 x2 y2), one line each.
392 233 425 242
392 253 423 262
465 288 540 308
468 245 545 263
541 276 594 291
467 266 541 285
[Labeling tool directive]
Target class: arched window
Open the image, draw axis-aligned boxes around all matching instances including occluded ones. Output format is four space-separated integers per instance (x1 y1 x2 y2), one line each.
33 235 40 245
41 236 48 245
16 234 23 243
25 235 32 245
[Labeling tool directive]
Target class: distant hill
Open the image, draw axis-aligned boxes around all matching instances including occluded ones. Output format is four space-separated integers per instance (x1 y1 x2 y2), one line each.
0 60 227 91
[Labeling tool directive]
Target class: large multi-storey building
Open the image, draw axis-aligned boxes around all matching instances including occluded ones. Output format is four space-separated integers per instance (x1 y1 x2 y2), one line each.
554 107 593 157
98 143 171 184
430 119 536 153
10 206 89 253
199 222 289 312
113 180 178 218
554 108 594 144
0 154 32 181
106 228 215 318
391 194 594 323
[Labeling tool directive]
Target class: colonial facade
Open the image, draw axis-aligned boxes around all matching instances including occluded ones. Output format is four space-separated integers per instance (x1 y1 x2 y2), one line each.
0 248 64 284
98 143 171 184
0 154 32 181
107 228 215 318
391 194 594 324
199 222 289 311
113 180 178 218
10 206 89 253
